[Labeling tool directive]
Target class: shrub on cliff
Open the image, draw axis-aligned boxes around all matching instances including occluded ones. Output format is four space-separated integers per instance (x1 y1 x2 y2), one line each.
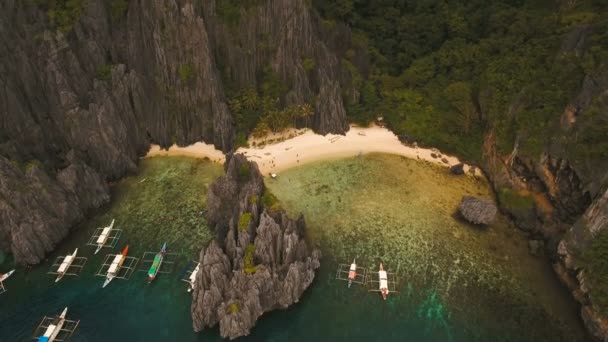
583 231 608 314
497 188 535 212
243 244 257 274
261 190 280 212
43 0 84 33
238 212 252 232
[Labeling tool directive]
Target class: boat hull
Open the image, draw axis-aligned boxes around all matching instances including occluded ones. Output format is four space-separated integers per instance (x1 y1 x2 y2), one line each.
187 263 200 292
0 269 15 282
102 276 114 288
147 254 164 282
40 308 67 342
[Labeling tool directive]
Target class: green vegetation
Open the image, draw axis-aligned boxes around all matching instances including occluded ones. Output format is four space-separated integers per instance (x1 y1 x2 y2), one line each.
178 64 194 82
227 302 240 314
497 187 535 211
243 243 257 274
314 0 608 162
238 212 252 232
237 162 250 182
583 231 608 314
216 0 241 24
228 67 314 139
249 195 258 205
110 0 128 21
42 0 84 33
215 0 261 24
235 132 249 148
302 57 316 73
24 159 42 172
96 64 112 81
261 189 280 212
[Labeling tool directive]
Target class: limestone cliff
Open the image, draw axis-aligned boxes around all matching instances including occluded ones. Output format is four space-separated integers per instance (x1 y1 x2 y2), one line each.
191 154 321 339
0 0 346 264
478 28 608 339
556 187 608 341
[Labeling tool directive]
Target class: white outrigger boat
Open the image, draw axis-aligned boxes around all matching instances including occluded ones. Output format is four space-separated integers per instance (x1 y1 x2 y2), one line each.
86 219 121 255
367 263 398 300
181 262 200 292
48 249 87 283
103 245 128 288
335 258 367 288
95 219 114 254
33 307 80 342
95 245 138 288
378 263 389 300
0 269 15 294
38 307 68 342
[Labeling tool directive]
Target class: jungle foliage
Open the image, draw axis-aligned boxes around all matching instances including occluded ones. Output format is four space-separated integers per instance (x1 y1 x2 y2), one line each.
315 0 608 162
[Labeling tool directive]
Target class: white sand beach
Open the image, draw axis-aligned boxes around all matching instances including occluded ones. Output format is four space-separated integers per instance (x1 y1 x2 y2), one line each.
146 125 482 177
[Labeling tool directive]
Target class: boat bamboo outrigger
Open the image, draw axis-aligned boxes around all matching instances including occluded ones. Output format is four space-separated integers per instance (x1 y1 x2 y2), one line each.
32 307 80 342
95 245 139 288
0 269 15 294
335 258 367 288
139 243 177 283
367 263 399 300
48 249 87 283
86 219 122 254
181 261 200 293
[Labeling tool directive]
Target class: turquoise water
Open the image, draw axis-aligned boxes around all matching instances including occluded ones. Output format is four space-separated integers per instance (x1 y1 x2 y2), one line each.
0 155 589 341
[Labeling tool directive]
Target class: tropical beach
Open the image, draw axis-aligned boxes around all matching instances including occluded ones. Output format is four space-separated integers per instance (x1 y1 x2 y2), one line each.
3 0 608 340
147 125 483 177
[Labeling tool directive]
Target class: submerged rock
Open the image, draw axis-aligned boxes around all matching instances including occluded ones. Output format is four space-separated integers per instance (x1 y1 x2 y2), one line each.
191 154 321 339
458 196 497 225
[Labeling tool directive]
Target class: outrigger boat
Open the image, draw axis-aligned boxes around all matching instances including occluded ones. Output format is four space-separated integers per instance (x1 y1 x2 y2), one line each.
347 259 358 288
0 269 15 294
139 243 176 282
37 307 68 342
0 269 15 283
87 219 121 255
48 249 87 283
378 263 389 300
94 219 115 254
33 307 80 342
181 262 200 292
335 259 367 288
147 243 166 282
103 245 129 288
95 245 138 287
367 262 398 300
54 249 77 283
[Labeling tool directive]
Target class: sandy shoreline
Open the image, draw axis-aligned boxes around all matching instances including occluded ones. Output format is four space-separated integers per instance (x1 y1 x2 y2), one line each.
145 125 482 177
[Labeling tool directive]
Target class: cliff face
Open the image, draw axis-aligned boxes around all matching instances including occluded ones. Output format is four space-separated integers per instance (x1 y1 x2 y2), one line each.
556 188 608 341
202 0 349 134
479 30 608 338
0 0 346 264
191 154 321 339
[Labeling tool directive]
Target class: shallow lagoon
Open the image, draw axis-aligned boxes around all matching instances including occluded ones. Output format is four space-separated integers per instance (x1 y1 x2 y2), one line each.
0 154 588 341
